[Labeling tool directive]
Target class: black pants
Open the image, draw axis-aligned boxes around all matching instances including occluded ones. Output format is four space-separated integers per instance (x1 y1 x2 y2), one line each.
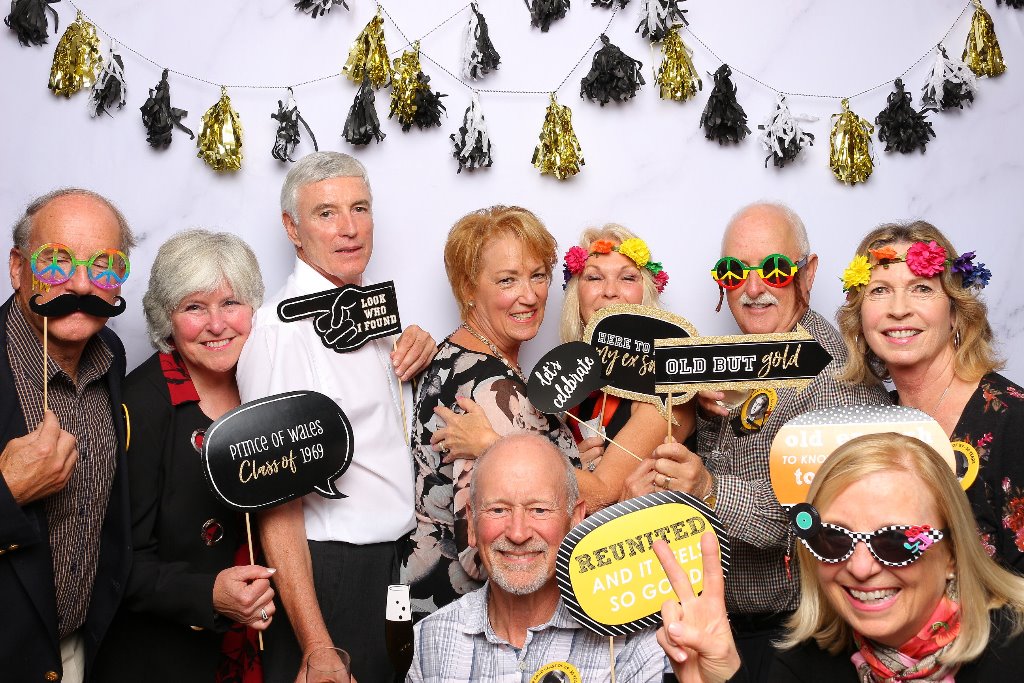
262 539 401 683
729 612 793 683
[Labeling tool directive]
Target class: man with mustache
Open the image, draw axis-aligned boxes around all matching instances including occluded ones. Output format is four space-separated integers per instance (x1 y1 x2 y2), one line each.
407 433 672 682
626 202 889 682
1 189 135 682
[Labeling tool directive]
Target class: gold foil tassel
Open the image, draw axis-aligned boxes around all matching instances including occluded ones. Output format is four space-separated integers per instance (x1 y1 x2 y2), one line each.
48 11 103 97
342 11 391 89
531 93 584 180
829 99 873 185
197 87 243 172
656 28 701 102
388 43 422 130
963 0 1005 77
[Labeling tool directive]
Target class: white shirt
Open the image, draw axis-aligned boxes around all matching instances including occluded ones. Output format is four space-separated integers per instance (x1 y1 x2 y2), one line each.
237 258 415 544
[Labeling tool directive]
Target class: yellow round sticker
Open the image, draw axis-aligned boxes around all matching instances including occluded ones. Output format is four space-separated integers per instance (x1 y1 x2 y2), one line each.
530 661 581 683
950 440 980 491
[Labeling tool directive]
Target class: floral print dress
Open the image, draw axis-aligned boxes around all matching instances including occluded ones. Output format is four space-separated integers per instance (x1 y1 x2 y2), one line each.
399 341 580 620
948 373 1024 571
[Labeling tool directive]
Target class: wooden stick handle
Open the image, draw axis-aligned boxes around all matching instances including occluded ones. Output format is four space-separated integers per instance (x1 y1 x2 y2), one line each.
43 318 48 413
564 411 642 462
245 513 265 651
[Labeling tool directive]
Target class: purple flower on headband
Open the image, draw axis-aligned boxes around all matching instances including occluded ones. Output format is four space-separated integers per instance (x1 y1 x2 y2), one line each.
952 251 977 274
952 251 991 289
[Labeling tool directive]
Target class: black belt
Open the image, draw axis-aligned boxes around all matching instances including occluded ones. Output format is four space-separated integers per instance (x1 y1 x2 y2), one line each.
729 610 794 634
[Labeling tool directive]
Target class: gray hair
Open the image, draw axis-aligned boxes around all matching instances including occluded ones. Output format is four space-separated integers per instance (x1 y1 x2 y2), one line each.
723 201 810 257
142 229 265 353
12 187 136 253
280 151 372 224
469 433 580 516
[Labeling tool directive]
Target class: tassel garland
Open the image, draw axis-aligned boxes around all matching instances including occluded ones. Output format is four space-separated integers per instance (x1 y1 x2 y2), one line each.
525 0 570 33
197 87 243 172
592 0 630 7
451 92 493 173
580 34 645 105
757 95 814 168
343 77 386 146
532 93 584 180
48 11 102 97
5 0 59 47
139 69 193 148
271 89 318 162
921 46 977 110
637 0 688 43
343 11 392 89
829 98 874 184
699 64 749 144
875 78 935 154
656 28 701 101
963 0 1006 77
389 44 447 132
294 0 349 18
87 46 126 118
462 2 501 80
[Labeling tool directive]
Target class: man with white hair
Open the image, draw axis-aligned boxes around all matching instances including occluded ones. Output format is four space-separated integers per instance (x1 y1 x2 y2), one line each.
629 202 889 682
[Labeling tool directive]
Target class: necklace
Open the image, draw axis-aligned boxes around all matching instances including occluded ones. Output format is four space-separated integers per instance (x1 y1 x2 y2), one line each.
930 375 955 415
460 322 524 380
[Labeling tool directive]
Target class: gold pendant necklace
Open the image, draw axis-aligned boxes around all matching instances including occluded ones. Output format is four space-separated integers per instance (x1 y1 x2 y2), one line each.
460 322 524 380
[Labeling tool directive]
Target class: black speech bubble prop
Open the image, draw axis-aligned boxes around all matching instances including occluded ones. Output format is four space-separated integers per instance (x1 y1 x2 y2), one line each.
583 304 699 410
277 281 402 353
202 391 353 510
654 325 833 394
527 342 606 414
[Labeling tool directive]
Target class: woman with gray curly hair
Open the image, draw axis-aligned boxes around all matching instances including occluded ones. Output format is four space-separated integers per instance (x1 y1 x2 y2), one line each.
95 229 274 682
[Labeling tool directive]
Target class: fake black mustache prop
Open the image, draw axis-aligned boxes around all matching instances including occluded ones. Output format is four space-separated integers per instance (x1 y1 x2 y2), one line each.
29 293 127 318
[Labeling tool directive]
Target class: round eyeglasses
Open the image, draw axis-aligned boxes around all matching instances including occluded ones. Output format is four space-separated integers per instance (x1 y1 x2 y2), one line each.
711 253 807 290
30 242 130 290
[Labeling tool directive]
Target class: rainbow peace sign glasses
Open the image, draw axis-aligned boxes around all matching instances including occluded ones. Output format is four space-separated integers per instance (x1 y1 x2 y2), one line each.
30 243 130 290
711 253 808 290
800 523 946 568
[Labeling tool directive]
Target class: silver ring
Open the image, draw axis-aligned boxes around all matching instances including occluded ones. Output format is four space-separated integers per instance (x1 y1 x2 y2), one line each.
260 607 269 622
587 460 597 472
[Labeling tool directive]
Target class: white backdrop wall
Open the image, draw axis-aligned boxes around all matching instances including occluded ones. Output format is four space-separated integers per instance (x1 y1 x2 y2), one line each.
2 1 1022 381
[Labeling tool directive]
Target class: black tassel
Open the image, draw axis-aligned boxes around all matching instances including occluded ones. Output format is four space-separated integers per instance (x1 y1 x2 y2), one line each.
450 94 493 173
409 72 447 132
88 50 126 119
5 0 59 46
592 0 629 7
271 90 319 162
343 77 386 146
996 0 1024 10
463 2 501 80
921 45 977 111
293 0 349 18
580 34 645 105
637 0 688 43
525 0 570 33
875 78 935 154
140 69 193 148
700 64 749 144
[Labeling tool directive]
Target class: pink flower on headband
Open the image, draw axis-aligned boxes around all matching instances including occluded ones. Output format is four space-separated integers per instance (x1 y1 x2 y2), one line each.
905 241 947 278
653 270 669 293
563 246 588 276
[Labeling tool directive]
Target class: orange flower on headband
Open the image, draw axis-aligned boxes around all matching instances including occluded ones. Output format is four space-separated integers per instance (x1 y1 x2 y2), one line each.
868 246 899 262
591 240 614 254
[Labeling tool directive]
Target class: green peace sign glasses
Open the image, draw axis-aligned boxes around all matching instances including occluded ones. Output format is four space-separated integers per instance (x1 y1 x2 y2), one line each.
30 242 130 290
710 253 808 290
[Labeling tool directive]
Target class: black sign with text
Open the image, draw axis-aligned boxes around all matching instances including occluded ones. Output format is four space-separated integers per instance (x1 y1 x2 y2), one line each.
277 281 402 353
527 342 606 414
202 391 354 510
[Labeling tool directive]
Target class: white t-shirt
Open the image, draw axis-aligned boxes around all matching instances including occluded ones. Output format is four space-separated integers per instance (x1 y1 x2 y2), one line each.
237 258 415 544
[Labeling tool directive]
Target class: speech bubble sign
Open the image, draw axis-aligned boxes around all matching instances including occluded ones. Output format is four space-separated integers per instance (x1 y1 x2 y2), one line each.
202 391 353 510
276 281 402 353
654 325 833 394
583 304 699 411
769 405 963 507
556 491 730 636
527 342 606 414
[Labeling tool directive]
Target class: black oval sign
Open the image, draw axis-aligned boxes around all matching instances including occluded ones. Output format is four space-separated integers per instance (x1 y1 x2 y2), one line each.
527 342 606 414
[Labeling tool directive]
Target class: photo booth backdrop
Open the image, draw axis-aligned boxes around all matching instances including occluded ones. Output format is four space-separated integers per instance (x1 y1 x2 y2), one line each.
1 0 1021 382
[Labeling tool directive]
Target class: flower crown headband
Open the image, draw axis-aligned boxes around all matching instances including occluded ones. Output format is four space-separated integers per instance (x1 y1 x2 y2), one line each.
841 240 991 293
562 237 670 293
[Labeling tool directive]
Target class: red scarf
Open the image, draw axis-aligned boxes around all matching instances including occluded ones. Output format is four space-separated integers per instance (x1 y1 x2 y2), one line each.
852 597 961 682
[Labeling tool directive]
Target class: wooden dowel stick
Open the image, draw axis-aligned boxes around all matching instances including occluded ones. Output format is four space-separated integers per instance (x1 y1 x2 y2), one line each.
43 318 48 412
393 341 410 446
666 392 673 440
597 391 609 433
245 512 265 651
563 411 642 462
609 636 617 683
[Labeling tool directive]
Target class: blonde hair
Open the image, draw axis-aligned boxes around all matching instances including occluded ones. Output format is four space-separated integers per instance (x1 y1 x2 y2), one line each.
837 221 1001 386
559 224 661 343
443 206 557 321
780 433 1024 666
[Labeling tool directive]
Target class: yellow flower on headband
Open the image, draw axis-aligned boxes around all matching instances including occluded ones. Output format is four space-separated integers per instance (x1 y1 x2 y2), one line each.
842 254 872 292
617 238 651 268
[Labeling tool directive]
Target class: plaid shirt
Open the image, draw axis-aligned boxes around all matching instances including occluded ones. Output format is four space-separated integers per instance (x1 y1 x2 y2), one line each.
697 309 891 614
408 583 668 682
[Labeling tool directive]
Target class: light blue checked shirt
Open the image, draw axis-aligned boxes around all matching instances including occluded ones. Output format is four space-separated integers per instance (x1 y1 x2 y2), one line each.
407 583 669 682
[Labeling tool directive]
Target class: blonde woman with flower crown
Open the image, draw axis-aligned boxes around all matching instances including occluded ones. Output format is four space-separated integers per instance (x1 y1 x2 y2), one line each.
431 224 694 508
837 220 1024 571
